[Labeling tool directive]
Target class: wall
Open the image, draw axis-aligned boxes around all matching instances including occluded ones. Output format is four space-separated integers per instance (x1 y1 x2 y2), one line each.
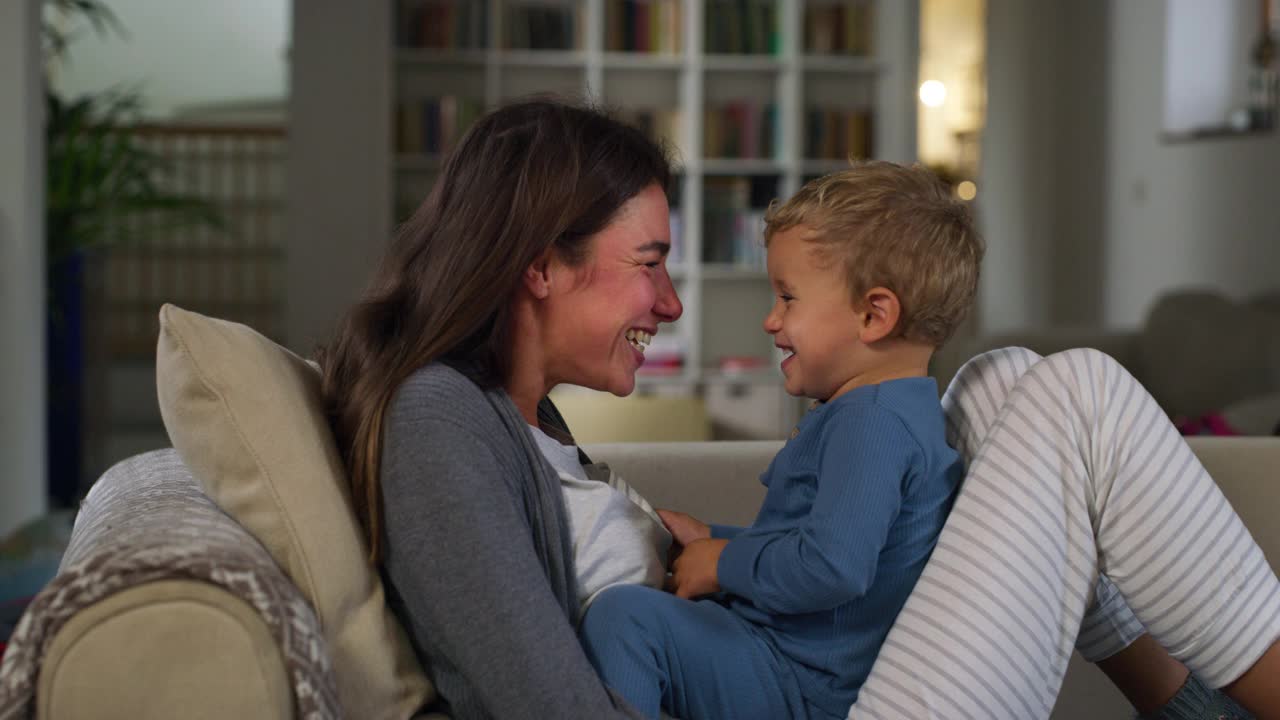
48 0 290 118
978 0 1110 332
979 0 1279 332
1048 0 1111 327
0 0 47 538
1103 0 1280 327
285 0 392 353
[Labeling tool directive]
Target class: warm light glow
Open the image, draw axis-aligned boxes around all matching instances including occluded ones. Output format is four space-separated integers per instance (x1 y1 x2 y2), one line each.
919 80 947 107
956 180 977 200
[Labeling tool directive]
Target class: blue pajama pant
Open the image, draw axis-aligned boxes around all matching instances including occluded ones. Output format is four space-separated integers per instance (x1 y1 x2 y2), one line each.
579 584 839 720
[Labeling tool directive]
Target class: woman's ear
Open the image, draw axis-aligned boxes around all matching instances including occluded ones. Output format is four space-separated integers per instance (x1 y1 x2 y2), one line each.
523 250 555 299
858 287 902 343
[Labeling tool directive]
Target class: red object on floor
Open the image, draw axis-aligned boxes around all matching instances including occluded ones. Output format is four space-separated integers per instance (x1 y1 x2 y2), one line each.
1175 412 1242 436
0 642 7 661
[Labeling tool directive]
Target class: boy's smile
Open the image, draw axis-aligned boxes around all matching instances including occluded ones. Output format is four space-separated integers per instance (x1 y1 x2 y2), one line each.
763 226 868 402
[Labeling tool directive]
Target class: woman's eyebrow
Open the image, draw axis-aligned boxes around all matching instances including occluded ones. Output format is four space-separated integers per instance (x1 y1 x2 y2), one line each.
634 240 670 256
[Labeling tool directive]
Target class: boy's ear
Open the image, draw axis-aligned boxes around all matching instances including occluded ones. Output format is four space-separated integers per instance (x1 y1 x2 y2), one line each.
857 287 901 344
523 249 556 300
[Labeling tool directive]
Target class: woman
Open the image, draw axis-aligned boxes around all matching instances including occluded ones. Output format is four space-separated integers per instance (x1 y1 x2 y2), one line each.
321 98 676 718
320 98 1278 719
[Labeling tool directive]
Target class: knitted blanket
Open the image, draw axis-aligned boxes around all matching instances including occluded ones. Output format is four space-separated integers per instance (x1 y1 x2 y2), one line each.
0 449 340 719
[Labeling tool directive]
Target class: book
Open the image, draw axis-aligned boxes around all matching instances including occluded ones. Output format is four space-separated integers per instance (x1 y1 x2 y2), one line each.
605 0 682 53
395 96 485 155
702 176 775 268
397 0 488 50
706 0 778 55
805 1 872 56
804 107 873 160
705 102 777 160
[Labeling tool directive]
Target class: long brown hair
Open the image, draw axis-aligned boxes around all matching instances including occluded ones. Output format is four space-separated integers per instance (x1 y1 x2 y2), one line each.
320 98 672 562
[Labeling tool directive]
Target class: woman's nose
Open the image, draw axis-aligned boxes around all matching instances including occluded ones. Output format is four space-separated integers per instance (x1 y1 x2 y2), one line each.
655 272 683 323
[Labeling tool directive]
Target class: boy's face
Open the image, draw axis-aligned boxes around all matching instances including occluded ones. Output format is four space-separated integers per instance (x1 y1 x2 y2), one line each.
763 226 866 402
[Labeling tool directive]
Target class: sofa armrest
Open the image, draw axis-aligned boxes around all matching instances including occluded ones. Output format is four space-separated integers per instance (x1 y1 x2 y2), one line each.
38 580 292 720
1186 436 1280 569
3 450 339 720
932 328 1142 391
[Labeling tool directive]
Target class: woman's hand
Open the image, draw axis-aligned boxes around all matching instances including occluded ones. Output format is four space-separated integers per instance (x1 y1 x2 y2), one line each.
656 509 711 546
667 538 728 599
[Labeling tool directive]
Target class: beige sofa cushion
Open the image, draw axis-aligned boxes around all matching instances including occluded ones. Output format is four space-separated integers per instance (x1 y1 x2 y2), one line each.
155 304 432 720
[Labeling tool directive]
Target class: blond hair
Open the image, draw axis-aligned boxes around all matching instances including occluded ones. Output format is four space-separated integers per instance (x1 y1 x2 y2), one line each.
764 161 983 347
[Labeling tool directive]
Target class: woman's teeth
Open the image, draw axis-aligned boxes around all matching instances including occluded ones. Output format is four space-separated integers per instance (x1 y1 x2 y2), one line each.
626 329 652 352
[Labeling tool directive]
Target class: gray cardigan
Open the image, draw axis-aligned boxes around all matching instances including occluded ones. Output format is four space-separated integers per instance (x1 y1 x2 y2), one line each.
378 362 643 720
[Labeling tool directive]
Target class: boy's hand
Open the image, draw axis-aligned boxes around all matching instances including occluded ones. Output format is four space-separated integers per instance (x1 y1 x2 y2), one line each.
656 509 711 546
667 538 727 599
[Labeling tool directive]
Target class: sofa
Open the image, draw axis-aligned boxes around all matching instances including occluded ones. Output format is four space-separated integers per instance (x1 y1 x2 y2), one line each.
2 304 1278 720
933 289 1280 432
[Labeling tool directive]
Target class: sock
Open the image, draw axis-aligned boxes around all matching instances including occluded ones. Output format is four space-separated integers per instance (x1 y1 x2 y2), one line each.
1139 673 1254 720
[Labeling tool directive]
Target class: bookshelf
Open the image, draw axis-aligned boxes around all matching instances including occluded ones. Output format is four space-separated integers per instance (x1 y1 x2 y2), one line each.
383 0 918 434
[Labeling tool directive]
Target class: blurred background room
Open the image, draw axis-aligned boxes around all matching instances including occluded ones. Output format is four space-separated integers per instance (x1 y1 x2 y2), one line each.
2 0 1279 545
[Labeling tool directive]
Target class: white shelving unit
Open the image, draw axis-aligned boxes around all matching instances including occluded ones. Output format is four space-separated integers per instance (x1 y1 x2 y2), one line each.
382 0 918 436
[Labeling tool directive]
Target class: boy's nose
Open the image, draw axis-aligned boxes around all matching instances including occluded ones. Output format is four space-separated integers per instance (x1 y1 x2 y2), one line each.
763 304 781 334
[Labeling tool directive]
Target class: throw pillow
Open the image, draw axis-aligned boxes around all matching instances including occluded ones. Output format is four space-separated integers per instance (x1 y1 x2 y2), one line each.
155 304 433 719
1140 290 1280 419
1222 391 1280 436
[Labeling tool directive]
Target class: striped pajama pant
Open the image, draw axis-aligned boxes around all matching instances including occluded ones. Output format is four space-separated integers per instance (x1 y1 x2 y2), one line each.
851 347 1280 719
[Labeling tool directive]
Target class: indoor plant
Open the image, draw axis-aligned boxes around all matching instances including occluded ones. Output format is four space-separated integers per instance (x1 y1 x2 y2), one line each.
43 0 223 505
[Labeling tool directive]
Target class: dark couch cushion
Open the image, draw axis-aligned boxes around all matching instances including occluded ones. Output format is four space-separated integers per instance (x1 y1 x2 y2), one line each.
1140 290 1280 419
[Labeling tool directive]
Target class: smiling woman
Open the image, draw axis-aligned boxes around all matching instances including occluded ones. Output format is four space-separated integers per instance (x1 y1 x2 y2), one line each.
525 183 682 400
317 98 677 719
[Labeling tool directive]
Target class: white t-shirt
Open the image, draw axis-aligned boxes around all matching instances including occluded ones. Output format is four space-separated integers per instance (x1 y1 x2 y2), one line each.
528 424 672 617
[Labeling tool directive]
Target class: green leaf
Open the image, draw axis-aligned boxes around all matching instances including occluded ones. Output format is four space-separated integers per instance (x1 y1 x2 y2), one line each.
41 0 227 296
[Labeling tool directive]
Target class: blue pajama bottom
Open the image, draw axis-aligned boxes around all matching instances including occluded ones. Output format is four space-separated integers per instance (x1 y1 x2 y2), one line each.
579 585 839 720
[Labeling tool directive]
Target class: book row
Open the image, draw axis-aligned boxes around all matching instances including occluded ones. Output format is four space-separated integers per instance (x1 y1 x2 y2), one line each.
606 0 683 54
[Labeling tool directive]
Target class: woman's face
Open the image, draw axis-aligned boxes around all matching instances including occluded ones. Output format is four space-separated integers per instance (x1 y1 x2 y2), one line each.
543 184 683 396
